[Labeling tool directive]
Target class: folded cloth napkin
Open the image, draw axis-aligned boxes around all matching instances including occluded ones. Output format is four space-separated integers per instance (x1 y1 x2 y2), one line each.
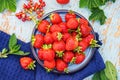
0 31 105 80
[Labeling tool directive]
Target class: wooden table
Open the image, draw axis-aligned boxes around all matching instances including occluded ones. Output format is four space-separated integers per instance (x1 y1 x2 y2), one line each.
0 0 120 79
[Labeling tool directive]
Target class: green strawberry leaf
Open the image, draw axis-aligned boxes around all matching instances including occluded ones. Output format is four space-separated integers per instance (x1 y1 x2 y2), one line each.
92 72 101 80
89 7 107 25
10 45 21 53
104 61 117 80
12 51 30 56
2 48 8 54
9 34 17 50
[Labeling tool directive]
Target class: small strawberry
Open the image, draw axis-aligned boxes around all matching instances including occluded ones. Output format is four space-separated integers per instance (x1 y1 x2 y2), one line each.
75 53 85 64
50 24 62 32
56 59 68 72
66 37 78 51
32 34 44 48
38 49 44 60
63 51 74 63
38 20 50 33
80 24 92 37
44 60 55 72
59 22 68 33
67 18 79 29
44 33 53 44
65 11 76 22
52 32 63 41
53 40 65 57
56 0 70 4
79 18 88 26
20 57 36 70
62 33 71 41
50 13 62 24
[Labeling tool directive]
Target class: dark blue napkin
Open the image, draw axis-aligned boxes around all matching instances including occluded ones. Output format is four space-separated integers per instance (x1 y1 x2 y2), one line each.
0 31 105 80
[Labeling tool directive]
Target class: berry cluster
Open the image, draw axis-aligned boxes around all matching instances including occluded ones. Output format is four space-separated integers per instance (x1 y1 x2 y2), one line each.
32 11 99 73
15 0 46 22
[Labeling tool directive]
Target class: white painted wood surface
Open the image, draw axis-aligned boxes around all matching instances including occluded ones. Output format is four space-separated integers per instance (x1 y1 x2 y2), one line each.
0 0 120 80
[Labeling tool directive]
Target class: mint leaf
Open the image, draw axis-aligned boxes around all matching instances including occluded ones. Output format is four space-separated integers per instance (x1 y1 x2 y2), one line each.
0 0 16 12
89 7 107 25
2 48 8 54
100 70 109 80
92 72 101 80
13 51 30 56
9 34 17 50
10 45 21 53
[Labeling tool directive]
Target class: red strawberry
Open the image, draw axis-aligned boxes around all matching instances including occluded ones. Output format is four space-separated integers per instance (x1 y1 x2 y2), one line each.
44 33 53 44
20 57 36 70
75 53 85 64
53 40 65 57
50 24 62 32
63 51 74 63
44 60 55 71
72 32 77 36
59 22 68 33
50 13 62 24
65 11 76 22
32 34 44 48
38 20 50 33
79 18 88 26
78 39 89 52
66 37 78 51
56 59 68 72
56 0 70 4
38 49 44 60
52 32 63 41
80 24 92 37
84 34 94 44
62 33 71 41
67 18 79 29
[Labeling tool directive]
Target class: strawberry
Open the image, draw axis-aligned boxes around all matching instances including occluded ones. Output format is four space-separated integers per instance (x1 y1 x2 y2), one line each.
79 18 88 26
42 49 55 61
59 22 68 33
63 51 74 63
20 57 36 70
52 32 63 41
44 33 53 44
50 13 62 24
66 37 78 51
32 34 44 48
50 24 62 32
65 11 76 22
56 0 70 4
38 49 44 60
53 40 65 57
78 39 89 52
75 53 85 64
67 18 79 29
44 60 55 72
62 33 71 41
56 59 68 72
38 20 50 33
80 24 92 37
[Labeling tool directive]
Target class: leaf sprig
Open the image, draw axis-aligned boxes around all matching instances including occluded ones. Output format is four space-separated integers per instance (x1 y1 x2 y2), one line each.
0 34 30 58
79 0 115 25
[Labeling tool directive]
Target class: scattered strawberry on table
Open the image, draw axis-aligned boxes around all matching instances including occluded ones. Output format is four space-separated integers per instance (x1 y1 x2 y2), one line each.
56 0 70 4
32 11 99 73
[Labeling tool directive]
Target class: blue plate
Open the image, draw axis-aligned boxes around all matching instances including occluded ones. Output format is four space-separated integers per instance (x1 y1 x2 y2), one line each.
31 9 96 74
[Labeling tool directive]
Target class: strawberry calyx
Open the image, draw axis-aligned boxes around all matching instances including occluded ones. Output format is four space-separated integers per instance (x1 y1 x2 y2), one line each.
45 67 53 72
56 51 64 58
64 68 69 73
50 13 54 21
57 32 63 41
90 39 100 48
77 18 80 23
27 60 36 70
68 10 74 14
42 44 52 49
31 35 36 45
46 25 51 33
74 46 82 53
70 57 76 64
75 34 82 41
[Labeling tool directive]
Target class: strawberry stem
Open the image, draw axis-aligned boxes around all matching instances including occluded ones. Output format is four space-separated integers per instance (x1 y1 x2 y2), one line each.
56 51 64 58
70 57 76 64
27 61 36 70
42 44 52 49
74 46 82 53
45 67 52 72
64 68 69 73
57 32 63 41
90 39 100 48
31 35 35 46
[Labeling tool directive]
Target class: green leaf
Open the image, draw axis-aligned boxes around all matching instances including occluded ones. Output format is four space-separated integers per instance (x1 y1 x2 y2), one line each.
89 7 107 25
10 45 21 53
9 34 17 50
92 72 101 80
105 0 116 3
12 51 30 56
100 70 109 80
104 61 117 80
0 0 16 12
2 48 8 54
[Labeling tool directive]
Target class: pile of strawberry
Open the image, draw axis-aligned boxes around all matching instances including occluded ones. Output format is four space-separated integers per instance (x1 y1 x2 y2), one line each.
32 11 99 73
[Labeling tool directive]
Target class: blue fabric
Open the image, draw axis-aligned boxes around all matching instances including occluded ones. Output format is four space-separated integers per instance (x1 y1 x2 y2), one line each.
0 31 105 80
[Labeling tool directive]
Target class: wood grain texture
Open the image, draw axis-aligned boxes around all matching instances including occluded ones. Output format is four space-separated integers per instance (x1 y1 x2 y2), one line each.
0 0 120 79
